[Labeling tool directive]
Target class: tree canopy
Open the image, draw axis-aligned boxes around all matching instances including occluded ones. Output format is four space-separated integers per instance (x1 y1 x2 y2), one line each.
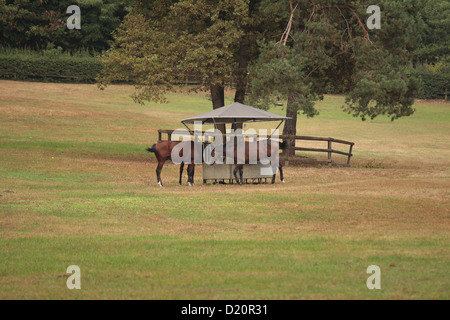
246 0 423 137
100 0 256 108
413 0 450 64
0 0 126 52
97 1 447 137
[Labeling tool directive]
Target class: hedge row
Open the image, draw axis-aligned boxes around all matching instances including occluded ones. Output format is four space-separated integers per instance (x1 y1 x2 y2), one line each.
0 51 448 100
413 70 450 100
0 51 103 83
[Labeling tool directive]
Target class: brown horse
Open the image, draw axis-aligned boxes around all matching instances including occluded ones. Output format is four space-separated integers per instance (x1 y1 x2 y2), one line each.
232 140 285 185
146 141 201 187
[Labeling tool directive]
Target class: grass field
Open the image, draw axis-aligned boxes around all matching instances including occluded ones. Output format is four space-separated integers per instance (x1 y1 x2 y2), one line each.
0 80 449 299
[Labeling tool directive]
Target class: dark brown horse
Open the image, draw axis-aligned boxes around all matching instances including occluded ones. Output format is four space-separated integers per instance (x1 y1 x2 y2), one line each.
146 141 201 187
232 140 285 185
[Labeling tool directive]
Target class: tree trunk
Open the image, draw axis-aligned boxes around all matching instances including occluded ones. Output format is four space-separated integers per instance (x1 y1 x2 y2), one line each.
232 36 250 133
281 9 304 155
282 94 298 155
210 83 226 147
283 99 298 136
211 83 225 109
230 31 253 133
234 36 251 104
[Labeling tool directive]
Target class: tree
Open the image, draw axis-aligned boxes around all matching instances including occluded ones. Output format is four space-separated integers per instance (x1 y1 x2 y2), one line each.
413 0 450 65
100 0 275 139
247 0 422 138
99 0 279 122
100 0 247 109
0 0 126 52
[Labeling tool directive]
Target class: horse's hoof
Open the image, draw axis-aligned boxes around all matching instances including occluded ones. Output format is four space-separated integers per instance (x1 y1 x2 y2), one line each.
282 179 286 184
158 181 163 187
188 182 192 187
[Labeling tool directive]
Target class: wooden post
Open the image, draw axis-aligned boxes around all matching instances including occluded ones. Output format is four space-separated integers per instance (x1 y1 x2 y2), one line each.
347 144 354 165
291 135 295 158
168 132 172 141
158 130 162 142
327 140 332 164
283 136 289 166
285 136 294 166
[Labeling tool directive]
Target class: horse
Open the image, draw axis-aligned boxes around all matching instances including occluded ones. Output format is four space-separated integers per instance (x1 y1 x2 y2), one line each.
231 140 286 185
146 141 200 187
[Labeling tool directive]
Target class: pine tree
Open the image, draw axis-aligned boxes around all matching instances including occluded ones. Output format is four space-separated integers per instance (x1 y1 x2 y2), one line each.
247 0 422 138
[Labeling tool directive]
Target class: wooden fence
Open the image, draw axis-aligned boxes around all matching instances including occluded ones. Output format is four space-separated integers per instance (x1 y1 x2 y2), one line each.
279 135 354 167
157 129 354 166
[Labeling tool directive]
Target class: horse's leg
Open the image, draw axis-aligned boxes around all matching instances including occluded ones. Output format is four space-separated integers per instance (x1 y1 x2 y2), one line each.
187 164 192 186
156 160 165 187
179 162 184 185
239 167 244 185
233 166 239 184
187 164 195 186
233 165 243 185
271 165 277 184
279 163 285 183
187 165 191 185
186 164 191 186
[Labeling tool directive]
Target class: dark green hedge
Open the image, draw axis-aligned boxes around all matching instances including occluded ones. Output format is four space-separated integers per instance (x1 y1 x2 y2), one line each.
0 51 103 83
413 70 449 100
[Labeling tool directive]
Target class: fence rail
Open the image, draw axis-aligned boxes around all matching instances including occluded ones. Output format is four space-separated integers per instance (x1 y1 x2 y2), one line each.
279 135 354 166
157 129 355 166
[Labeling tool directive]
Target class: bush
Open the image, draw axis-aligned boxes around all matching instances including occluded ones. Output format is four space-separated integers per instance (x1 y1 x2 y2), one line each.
412 63 450 100
0 48 103 83
417 72 449 99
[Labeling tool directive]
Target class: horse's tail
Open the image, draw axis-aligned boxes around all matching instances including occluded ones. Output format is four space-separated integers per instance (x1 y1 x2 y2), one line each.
146 144 157 153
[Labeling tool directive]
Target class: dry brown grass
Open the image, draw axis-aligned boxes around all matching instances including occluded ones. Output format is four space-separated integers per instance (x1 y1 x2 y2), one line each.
0 80 449 299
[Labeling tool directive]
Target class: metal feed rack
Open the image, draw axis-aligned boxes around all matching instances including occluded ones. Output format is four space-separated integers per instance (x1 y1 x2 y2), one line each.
180 102 290 184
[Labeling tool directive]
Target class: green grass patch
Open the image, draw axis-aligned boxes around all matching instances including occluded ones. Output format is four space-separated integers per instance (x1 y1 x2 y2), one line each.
0 81 448 299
